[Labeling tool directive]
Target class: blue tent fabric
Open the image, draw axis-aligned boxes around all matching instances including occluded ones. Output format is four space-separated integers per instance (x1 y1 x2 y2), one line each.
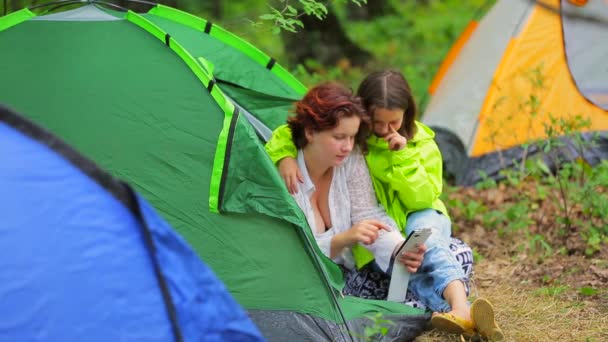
137 194 266 341
0 105 265 342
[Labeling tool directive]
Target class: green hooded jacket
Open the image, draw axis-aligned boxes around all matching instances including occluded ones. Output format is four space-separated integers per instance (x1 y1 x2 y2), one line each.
265 121 448 267
365 121 447 227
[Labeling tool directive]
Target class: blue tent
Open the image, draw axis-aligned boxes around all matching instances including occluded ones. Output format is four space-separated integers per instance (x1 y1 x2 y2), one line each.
0 105 265 342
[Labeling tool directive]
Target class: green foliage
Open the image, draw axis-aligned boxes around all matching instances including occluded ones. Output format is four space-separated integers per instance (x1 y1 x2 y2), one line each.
504 201 534 240
538 114 606 255
291 62 366 90
463 200 486 221
450 198 487 221
534 285 569 298
259 6 304 34
358 312 394 341
342 0 491 109
475 170 497 190
527 233 553 258
582 226 606 256
472 249 483 263
258 0 367 34
481 209 505 228
579 286 599 296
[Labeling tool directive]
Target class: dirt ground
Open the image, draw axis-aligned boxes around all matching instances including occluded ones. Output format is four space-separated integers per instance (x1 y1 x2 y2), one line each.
415 180 608 341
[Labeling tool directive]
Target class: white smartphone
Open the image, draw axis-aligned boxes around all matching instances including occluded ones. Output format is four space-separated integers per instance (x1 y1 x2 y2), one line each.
394 227 432 257
387 228 432 302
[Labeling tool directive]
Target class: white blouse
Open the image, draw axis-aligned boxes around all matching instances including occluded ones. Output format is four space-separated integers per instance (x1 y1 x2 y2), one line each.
292 149 404 272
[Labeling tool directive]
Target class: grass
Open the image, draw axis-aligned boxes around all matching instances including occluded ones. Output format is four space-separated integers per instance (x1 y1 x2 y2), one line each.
417 260 608 341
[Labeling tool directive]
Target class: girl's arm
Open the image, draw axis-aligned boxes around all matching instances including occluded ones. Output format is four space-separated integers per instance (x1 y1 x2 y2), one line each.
367 137 443 211
264 124 297 164
265 125 303 193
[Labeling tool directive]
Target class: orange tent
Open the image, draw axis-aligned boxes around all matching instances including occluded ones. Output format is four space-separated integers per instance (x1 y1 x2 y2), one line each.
422 0 607 184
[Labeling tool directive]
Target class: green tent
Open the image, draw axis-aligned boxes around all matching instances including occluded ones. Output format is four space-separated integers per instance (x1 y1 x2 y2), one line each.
0 2 428 340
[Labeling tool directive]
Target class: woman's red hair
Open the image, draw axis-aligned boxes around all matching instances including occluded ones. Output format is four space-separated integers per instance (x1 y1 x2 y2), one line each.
288 82 369 150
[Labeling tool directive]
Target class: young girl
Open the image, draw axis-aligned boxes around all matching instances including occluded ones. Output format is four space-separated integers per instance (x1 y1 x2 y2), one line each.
265 70 503 340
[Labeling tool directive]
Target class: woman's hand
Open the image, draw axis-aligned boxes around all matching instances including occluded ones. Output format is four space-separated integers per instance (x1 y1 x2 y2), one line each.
278 157 303 194
384 126 407 151
346 220 390 245
331 220 390 259
397 244 426 273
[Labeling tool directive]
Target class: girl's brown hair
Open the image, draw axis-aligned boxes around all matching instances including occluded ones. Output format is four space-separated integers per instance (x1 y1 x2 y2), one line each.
356 70 417 140
288 82 369 150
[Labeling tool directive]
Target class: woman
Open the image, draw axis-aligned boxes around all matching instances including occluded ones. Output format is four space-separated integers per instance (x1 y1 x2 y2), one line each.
277 82 425 294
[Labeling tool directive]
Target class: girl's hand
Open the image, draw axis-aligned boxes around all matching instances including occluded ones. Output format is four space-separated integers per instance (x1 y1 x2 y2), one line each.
397 244 426 273
278 157 303 194
347 220 390 245
384 126 407 151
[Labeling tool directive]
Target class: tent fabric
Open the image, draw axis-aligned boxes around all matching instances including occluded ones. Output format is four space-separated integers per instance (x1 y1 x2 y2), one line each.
459 131 608 186
146 5 306 98
249 309 429 342
423 0 607 185
32 4 121 21
422 0 531 154
0 4 430 341
562 0 608 110
0 105 264 341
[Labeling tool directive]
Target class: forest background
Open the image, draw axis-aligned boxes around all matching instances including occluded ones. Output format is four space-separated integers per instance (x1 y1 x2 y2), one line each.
3 1 607 341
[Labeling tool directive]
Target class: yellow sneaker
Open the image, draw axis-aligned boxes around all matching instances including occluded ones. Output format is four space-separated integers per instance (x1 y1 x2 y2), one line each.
431 312 476 337
471 298 504 341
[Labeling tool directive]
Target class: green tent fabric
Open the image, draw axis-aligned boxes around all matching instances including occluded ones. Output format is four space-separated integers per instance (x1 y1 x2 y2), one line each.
0 3 429 340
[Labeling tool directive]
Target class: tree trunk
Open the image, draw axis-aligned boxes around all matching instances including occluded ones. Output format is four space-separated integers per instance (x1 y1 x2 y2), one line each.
282 10 372 68
347 0 395 21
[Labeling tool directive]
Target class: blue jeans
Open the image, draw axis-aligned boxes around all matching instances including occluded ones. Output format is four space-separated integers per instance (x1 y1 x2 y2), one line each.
342 237 472 311
406 209 467 312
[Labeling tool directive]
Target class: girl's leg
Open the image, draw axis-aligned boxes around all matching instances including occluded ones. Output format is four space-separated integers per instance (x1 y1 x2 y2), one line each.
449 237 474 295
405 209 469 317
